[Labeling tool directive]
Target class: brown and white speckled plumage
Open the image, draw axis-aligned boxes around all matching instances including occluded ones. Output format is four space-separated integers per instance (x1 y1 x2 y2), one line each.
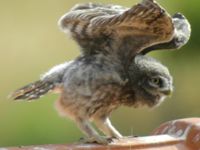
59 0 174 63
11 54 173 144
142 13 191 54
10 0 191 144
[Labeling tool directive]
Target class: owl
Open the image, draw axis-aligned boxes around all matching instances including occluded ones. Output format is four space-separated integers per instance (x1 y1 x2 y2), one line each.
10 0 190 144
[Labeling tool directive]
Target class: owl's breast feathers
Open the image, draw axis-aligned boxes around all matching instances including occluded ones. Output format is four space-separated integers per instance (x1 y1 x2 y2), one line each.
58 0 174 60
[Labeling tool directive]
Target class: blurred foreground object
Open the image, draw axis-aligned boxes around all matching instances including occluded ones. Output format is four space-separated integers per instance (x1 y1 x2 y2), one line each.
2 118 200 150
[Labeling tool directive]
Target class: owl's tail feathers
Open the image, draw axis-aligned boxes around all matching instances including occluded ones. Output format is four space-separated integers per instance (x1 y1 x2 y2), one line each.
9 80 55 101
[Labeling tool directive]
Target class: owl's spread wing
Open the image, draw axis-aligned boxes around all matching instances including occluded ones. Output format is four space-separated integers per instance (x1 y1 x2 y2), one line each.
59 0 174 61
141 13 191 54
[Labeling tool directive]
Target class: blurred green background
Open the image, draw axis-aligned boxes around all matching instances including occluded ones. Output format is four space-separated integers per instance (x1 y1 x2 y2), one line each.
0 0 199 147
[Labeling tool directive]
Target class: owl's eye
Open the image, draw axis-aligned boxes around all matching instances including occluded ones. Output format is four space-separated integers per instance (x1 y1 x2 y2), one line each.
150 77 161 85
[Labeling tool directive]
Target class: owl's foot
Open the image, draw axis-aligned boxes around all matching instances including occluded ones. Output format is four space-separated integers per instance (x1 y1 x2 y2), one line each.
79 136 113 145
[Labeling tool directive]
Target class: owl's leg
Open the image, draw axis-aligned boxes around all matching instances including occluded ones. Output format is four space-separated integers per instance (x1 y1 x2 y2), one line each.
94 117 122 139
75 118 109 144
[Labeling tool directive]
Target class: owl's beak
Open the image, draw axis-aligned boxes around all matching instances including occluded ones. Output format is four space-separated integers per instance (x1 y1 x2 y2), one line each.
161 87 173 96
162 89 172 96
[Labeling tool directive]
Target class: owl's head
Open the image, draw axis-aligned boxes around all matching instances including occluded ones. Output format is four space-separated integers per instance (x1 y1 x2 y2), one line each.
128 55 173 107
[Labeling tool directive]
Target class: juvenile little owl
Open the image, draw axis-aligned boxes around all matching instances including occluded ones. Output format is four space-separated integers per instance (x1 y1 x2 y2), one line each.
10 0 190 144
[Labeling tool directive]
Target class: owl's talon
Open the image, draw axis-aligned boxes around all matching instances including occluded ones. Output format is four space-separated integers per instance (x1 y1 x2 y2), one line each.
79 136 110 145
107 137 116 143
